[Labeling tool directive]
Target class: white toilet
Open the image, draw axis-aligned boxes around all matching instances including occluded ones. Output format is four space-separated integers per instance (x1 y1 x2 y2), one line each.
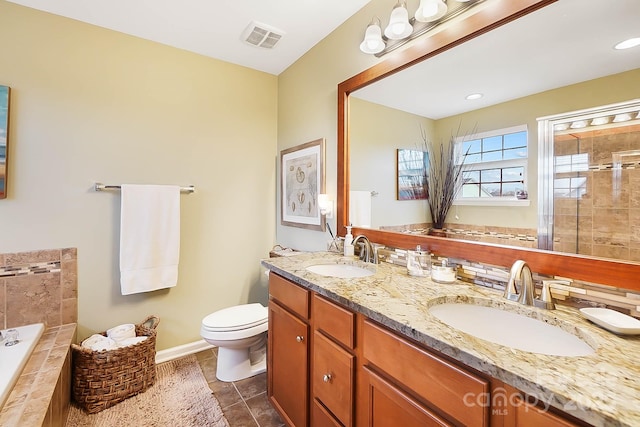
200 303 268 382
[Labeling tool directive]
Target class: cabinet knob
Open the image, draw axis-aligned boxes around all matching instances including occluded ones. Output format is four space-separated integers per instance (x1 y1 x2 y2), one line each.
296 335 304 343
323 374 332 383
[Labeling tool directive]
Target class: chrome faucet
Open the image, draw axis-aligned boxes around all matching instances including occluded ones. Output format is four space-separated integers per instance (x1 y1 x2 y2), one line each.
504 260 535 306
352 235 378 264
504 260 555 309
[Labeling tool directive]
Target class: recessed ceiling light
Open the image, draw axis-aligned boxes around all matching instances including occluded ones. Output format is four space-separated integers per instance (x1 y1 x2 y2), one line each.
614 37 640 50
465 93 483 100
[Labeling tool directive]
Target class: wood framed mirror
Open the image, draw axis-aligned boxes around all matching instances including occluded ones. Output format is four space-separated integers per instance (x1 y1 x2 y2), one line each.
337 0 640 291
0 85 9 199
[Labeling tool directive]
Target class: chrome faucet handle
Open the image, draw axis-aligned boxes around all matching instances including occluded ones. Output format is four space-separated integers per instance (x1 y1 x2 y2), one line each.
534 280 556 310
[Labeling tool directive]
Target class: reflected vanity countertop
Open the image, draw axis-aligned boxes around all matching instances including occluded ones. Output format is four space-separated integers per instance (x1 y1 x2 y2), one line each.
261 252 640 427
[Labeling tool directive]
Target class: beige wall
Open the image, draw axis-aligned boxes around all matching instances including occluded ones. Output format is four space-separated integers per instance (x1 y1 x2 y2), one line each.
350 97 433 228
277 1 389 250
0 2 277 349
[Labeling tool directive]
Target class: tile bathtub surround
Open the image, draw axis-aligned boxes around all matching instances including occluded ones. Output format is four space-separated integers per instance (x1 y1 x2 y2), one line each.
0 323 76 426
0 248 78 329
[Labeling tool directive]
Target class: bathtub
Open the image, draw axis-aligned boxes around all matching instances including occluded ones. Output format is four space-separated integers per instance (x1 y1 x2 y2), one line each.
0 323 45 409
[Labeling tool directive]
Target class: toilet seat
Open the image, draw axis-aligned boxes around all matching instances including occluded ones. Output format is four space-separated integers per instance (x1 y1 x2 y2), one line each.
202 303 267 333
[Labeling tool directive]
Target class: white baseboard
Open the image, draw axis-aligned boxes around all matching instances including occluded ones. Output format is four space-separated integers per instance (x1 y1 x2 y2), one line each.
155 339 215 364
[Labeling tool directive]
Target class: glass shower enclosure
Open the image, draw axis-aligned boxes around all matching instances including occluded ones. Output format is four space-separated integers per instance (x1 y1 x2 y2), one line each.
538 99 640 262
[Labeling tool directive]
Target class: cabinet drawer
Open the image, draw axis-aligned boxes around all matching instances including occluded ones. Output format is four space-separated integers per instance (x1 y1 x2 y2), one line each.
313 330 354 427
269 272 309 319
363 320 489 427
312 399 343 427
313 294 355 349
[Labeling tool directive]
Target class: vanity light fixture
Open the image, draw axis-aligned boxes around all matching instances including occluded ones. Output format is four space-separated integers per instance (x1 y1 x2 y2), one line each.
612 113 633 123
554 123 570 131
570 120 588 129
614 37 640 50
465 93 483 100
318 194 334 219
360 0 484 57
359 18 386 54
384 1 413 40
590 117 610 126
415 0 448 23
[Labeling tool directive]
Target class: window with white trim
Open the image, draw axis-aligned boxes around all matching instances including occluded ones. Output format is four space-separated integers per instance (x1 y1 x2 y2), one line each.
456 125 528 203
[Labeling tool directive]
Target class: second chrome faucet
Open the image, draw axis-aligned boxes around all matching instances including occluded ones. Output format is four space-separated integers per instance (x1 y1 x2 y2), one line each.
504 260 555 310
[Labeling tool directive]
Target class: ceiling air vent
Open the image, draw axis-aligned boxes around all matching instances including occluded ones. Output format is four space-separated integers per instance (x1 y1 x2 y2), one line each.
242 21 284 49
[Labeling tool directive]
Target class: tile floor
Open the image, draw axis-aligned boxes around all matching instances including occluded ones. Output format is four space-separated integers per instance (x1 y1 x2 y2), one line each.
195 349 285 427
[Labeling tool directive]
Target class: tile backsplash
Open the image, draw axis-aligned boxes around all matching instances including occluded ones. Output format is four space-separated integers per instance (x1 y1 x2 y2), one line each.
0 248 77 329
378 247 640 319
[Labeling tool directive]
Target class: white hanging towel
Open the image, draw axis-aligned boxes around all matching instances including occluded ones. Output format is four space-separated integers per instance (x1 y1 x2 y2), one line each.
349 190 372 228
120 184 180 295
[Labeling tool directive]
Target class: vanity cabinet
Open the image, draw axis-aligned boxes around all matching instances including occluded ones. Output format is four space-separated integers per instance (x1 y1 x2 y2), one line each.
360 319 489 427
268 272 590 427
311 294 356 426
268 273 310 427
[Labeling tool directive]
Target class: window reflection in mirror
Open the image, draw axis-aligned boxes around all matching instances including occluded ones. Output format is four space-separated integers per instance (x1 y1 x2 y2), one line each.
0 85 9 199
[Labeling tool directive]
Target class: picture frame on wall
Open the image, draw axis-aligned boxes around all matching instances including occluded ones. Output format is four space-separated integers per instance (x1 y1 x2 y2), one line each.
281 138 325 231
0 85 10 200
397 148 427 200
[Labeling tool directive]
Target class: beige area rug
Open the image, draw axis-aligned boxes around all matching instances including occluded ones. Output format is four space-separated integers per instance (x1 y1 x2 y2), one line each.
66 354 230 427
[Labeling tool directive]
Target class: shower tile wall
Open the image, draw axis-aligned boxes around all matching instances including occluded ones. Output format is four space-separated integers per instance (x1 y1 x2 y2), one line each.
0 248 77 329
553 124 640 262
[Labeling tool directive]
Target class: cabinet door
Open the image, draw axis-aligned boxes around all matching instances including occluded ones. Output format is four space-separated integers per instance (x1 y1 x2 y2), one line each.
313 331 354 426
268 301 309 427
513 397 582 427
360 366 452 427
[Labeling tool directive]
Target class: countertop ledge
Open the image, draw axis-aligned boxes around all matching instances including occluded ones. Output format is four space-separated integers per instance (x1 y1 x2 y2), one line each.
262 252 640 427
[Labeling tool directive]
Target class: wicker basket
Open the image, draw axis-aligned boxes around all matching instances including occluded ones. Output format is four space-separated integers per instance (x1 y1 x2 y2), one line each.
71 315 160 414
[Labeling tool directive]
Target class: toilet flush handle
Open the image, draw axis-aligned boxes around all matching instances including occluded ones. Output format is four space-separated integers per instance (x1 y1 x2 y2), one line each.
296 335 304 343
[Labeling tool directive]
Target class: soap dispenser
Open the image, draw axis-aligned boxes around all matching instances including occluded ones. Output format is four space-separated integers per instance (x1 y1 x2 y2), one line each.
344 225 354 256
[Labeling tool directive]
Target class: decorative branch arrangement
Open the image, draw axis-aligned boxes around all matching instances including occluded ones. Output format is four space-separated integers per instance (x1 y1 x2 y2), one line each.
420 125 472 231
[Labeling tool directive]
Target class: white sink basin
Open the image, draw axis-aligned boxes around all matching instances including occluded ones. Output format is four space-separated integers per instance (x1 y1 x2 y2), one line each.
306 263 375 278
429 303 595 357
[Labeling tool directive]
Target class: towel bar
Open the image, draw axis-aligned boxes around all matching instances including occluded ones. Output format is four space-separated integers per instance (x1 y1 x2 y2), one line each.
94 183 195 194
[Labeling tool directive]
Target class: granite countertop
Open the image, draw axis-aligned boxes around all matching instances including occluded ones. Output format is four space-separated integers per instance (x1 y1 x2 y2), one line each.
262 252 640 427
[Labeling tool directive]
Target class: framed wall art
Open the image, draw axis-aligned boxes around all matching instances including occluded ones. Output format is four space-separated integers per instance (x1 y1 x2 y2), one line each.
0 85 10 199
281 138 325 231
397 148 427 200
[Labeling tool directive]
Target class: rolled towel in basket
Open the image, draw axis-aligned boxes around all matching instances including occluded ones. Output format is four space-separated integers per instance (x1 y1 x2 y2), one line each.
81 334 118 351
106 324 136 342
115 336 148 348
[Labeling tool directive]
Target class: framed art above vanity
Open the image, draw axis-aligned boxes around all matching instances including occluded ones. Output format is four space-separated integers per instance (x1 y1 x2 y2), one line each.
281 138 326 231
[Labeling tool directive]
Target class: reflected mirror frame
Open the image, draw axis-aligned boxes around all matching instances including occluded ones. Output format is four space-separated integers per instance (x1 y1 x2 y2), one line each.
337 0 640 291
0 85 9 200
